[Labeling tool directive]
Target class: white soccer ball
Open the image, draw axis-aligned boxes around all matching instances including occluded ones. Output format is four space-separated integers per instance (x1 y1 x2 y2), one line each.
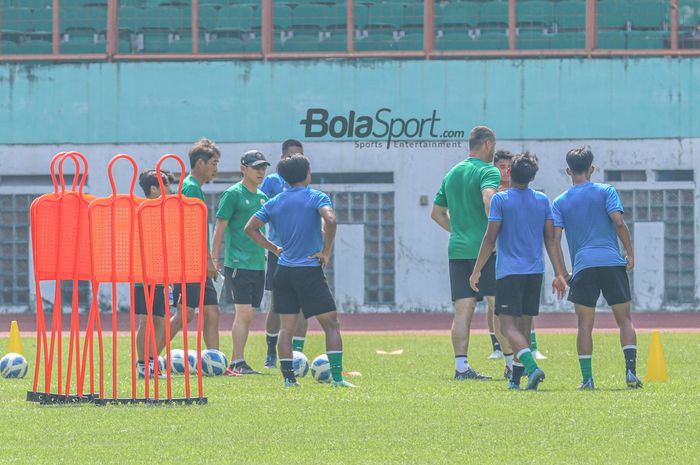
201 349 228 376
292 351 309 378
158 355 167 373
0 352 28 379
311 354 331 383
170 349 198 374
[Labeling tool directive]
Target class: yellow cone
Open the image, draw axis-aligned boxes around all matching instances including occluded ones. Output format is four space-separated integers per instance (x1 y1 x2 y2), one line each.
7 320 24 356
645 329 669 383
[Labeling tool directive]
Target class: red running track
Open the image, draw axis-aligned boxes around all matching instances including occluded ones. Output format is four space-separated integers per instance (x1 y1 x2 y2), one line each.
2 311 700 336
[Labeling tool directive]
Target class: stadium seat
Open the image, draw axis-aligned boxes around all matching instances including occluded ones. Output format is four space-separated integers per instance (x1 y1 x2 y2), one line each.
323 3 348 31
273 4 293 31
550 31 585 48
597 29 626 47
353 4 370 30
291 5 330 32
281 31 322 51
597 0 630 30
60 33 106 53
366 3 403 30
395 30 423 50
0 7 33 35
30 7 54 34
201 36 247 52
555 0 586 31
141 31 172 51
477 1 509 31
629 0 669 29
517 29 551 49
436 30 474 50
437 1 479 30
402 4 424 31
60 6 108 33
199 5 220 31
119 6 146 32
118 36 133 52
170 34 193 52
8 0 52 8
355 30 395 50
0 39 19 54
215 5 261 34
475 30 509 49
16 38 52 53
627 30 669 48
141 6 192 31
516 1 554 30
678 1 700 29
319 32 347 51
119 0 146 7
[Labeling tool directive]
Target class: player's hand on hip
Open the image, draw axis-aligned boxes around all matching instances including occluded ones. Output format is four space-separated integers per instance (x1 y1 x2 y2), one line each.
207 261 218 280
552 275 568 299
309 251 329 267
468 272 480 293
625 254 634 271
273 246 283 257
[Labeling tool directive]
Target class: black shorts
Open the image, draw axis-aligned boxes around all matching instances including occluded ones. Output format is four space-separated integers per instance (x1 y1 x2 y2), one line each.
265 252 278 291
224 267 265 307
495 274 543 317
172 278 218 309
568 266 631 308
273 265 336 319
134 284 166 318
448 253 496 302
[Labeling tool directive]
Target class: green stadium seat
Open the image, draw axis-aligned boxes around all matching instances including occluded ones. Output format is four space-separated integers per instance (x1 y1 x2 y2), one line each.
119 0 146 7
273 4 293 30
141 6 192 31
678 1 700 28
516 1 554 29
16 38 52 53
437 2 479 30
629 0 669 29
199 5 219 31
555 0 586 31
118 37 133 52
281 31 322 51
395 30 423 50
366 3 403 30
30 7 54 34
119 6 146 31
319 32 347 51
353 5 370 29
60 33 106 53
141 31 172 51
355 29 395 50
627 30 669 48
436 30 474 50
477 1 508 31
60 6 108 32
597 29 626 47
598 0 630 29
215 5 260 33
402 4 424 30
517 29 550 49
1 7 33 34
550 31 585 48
0 39 19 54
324 3 347 31
202 36 247 52
291 5 329 31
60 0 107 6
169 34 193 52
8 0 52 8
475 30 508 49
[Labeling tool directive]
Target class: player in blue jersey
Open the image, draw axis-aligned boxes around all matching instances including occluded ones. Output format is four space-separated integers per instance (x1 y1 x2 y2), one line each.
469 153 568 390
551 147 642 390
245 154 355 388
260 139 309 369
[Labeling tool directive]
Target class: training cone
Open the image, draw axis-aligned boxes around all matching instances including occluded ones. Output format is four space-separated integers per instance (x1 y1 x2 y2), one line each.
7 320 24 356
645 329 669 383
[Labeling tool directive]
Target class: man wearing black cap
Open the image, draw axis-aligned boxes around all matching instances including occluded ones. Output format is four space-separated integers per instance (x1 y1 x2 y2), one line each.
212 150 270 375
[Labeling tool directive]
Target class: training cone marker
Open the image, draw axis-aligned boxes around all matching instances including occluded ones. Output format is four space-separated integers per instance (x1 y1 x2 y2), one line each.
645 329 669 383
8 320 24 356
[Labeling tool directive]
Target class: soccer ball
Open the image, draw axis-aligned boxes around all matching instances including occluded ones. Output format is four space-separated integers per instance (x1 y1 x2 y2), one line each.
171 349 198 374
311 354 331 383
201 349 228 376
157 356 167 373
292 351 309 378
0 353 28 379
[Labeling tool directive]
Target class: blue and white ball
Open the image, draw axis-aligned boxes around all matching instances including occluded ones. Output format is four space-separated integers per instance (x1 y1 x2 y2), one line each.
292 351 309 378
311 354 331 383
158 355 167 373
0 353 28 379
201 349 228 376
171 349 198 374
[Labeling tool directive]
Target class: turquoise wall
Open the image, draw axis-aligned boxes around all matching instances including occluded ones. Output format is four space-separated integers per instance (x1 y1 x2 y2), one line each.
0 57 698 144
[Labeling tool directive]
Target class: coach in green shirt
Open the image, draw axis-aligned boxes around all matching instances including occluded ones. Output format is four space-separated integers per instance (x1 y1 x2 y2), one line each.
432 126 500 381
212 150 270 375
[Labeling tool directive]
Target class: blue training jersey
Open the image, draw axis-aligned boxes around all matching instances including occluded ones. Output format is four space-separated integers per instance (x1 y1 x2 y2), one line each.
489 187 552 280
260 173 289 244
254 186 331 267
551 182 627 276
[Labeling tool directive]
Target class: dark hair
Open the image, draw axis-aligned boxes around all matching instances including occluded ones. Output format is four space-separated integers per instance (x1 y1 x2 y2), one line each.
278 154 310 185
282 139 303 157
494 150 514 165
468 126 496 151
188 137 220 169
510 152 539 185
566 146 594 174
138 169 174 197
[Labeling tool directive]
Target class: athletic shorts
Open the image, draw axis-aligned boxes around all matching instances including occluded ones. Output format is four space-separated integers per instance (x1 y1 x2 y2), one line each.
273 265 336 319
495 274 543 317
567 266 631 308
224 267 265 307
448 253 496 302
265 252 278 291
172 278 218 309
134 284 166 318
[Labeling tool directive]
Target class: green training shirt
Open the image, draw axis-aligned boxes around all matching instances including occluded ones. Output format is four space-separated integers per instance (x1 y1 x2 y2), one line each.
434 157 501 259
216 182 268 270
181 174 210 248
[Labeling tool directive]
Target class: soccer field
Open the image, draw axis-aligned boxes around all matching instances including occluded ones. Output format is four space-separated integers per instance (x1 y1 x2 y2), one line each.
1 332 698 465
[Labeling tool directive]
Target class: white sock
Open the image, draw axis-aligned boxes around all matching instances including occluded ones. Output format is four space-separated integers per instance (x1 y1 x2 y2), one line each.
455 356 468 373
504 353 514 370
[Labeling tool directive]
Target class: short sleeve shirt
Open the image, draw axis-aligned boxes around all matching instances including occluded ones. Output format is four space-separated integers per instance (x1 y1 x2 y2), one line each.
181 174 210 249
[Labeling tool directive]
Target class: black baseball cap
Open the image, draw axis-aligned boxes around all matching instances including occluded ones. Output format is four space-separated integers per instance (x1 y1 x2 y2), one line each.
241 150 270 167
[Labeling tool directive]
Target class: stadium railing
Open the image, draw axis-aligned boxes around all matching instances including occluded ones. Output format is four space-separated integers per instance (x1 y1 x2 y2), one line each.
0 0 698 62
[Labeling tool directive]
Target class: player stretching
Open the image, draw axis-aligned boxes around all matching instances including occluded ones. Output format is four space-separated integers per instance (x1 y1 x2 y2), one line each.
212 151 270 375
552 147 642 390
469 153 567 390
134 169 174 379
170 138 221 350
245 155 355 388
260 139 309 369
431 126 499 380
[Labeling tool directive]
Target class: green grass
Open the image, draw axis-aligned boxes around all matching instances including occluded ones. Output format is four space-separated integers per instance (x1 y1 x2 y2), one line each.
1 332 698 465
